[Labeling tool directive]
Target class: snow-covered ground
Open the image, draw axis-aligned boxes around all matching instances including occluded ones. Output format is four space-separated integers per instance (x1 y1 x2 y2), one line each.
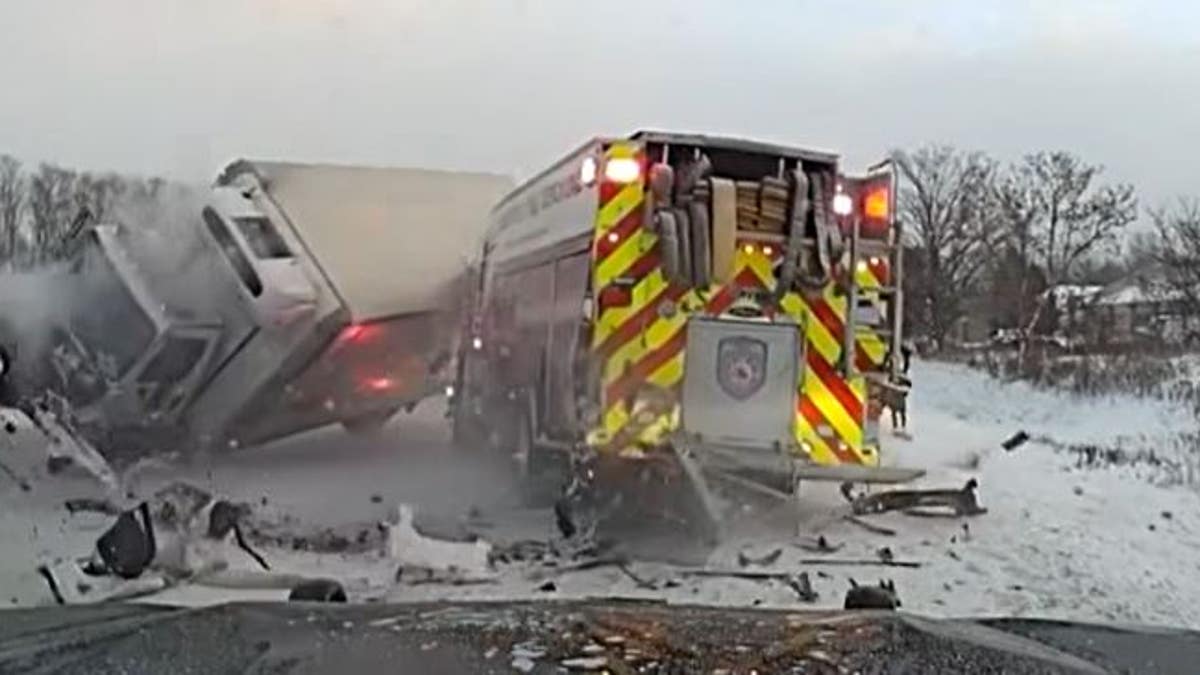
2 360 1199 629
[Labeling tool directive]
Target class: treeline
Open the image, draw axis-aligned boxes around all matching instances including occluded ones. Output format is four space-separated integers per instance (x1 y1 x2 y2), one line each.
6 146 1197 349
893 144 1199 348
0 153 184 270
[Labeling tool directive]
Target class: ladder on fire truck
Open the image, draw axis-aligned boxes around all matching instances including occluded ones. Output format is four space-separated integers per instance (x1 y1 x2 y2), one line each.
843 158 906 384
777 158 916 485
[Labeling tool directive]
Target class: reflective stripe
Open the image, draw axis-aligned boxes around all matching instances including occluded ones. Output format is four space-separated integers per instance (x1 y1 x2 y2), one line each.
586 174 879 465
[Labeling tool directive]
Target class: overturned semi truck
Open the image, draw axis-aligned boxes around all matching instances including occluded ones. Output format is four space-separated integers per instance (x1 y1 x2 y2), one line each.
0 161 512 477
450 131 921 540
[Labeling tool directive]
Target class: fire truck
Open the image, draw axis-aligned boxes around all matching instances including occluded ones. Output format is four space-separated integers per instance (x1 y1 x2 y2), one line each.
451 131 922 539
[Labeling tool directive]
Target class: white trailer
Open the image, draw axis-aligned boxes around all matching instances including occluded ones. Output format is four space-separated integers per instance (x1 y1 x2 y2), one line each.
186 160 513 448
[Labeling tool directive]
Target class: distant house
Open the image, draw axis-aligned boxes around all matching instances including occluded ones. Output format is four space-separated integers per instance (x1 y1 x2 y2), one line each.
1091 277 1190 344
1036 274 1191 345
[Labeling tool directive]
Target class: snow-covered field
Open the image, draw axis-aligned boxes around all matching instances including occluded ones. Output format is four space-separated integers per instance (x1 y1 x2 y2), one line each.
2 360 1199 628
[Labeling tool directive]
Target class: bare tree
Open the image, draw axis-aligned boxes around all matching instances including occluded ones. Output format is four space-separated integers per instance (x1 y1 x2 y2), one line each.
0 154 24 266
995 152 1137 362
893 145 1001 346
27 163 78 264
73 171 125 225
1144 199 1200 339
993 160 1042 327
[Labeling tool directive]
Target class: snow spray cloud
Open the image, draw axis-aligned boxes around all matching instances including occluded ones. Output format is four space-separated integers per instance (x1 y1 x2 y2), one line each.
0 180 210 387
0 262 70 367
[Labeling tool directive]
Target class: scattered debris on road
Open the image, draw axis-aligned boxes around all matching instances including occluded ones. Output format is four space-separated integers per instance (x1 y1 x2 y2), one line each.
841 478 987 517
736 547 782 567
842 515 897 536
796 557 922 569
1002 430 1031 451
796 535 844 553
844 579 900 609
288 578 347 603
785 572 819 602
383 503 493 582
616 562 659 590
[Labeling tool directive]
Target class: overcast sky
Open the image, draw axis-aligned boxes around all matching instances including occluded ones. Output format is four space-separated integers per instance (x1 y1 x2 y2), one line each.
1 0 1196 206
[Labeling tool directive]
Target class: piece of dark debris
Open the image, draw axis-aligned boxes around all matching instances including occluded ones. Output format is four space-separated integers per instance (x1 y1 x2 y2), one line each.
737 548 782 567
537 580 557 593
844 578 899 610
797 535 843 554
786 572 819 603
288 579 347 603
1002 430 1031 452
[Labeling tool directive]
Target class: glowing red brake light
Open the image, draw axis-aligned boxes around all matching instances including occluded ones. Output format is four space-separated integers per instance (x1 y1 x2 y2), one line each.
340 324 379 344
365 377 395 391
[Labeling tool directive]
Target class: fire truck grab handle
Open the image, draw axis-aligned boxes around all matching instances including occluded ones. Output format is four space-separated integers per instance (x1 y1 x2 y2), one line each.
656 210 684 285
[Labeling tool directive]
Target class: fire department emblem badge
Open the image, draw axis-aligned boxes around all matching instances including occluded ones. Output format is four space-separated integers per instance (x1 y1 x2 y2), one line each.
716 336 768 401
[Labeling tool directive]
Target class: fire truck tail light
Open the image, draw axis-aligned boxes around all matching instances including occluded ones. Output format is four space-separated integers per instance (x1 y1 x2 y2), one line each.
603 157 642 184
863 187 890 220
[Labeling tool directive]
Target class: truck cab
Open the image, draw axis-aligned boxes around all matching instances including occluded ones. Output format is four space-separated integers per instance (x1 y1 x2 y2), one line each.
31 226 223 448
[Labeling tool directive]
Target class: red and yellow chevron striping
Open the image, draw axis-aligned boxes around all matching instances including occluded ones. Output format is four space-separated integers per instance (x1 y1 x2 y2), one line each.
587 149 877 467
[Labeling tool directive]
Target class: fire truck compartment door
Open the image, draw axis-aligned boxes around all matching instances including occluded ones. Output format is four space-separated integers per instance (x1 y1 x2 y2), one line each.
681 317 800 451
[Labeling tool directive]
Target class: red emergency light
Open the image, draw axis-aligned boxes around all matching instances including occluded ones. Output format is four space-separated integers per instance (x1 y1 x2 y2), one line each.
838 173 894 240
863 185 890 221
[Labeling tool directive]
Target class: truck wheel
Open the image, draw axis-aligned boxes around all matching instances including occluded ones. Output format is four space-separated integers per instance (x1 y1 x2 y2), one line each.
513 410 564 508
341 408 397 436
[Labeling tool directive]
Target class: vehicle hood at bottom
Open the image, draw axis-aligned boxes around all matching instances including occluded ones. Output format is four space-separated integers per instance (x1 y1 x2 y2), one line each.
0 599 1196 674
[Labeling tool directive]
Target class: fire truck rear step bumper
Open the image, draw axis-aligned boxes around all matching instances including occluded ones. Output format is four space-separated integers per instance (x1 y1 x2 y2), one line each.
690 440 925 486
791 464 925 484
